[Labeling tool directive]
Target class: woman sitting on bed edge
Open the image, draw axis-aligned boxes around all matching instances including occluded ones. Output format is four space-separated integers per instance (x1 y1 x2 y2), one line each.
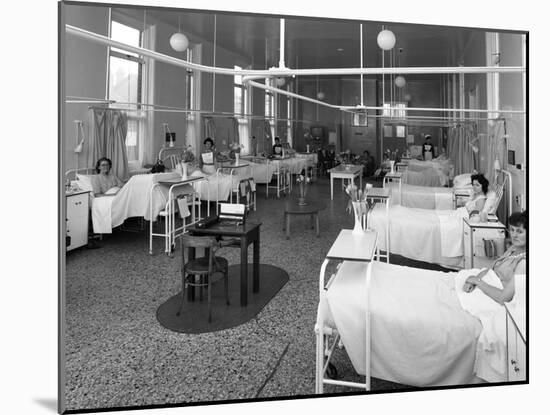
95 157 124 196
463 211 527 304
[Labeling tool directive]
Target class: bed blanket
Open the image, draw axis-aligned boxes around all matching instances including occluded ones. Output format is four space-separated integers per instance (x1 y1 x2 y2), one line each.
369 204 463 268
455 269 507 383
321 261 481 386
394 184 454 209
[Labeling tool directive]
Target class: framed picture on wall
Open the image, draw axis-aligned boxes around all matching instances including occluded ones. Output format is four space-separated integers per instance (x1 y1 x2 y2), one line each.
396 125 406 138
352 112 368 126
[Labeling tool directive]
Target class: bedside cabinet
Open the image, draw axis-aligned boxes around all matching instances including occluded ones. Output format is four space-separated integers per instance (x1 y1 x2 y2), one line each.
463 217 506 269
505 302 526 381
66 190 89 251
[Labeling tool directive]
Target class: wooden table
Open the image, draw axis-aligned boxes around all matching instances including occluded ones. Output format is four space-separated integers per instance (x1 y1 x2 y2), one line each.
188 221 261 306
329 164 363 200
283 200 326 239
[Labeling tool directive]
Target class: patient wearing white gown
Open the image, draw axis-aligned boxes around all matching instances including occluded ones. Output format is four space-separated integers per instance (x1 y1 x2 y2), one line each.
95 157 124 196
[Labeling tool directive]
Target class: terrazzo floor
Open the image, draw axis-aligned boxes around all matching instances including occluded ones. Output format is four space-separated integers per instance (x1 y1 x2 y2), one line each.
63 175 450 412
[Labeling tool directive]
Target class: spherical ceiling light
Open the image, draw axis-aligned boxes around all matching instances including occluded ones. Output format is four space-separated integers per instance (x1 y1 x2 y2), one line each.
404 93 412 102
276 77 286 87
317 91 325 100
395 75 406 88
170 32 189 52
377 29 396 51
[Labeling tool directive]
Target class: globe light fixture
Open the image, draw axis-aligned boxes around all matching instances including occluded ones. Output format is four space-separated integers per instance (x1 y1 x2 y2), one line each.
404 93 412 101
276 77 286 87
395 75 406 88
317 91 325 100
377 29 396 50
170 32 189 52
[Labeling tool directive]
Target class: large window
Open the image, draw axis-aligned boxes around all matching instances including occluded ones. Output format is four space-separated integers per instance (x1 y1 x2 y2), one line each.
233 66 249 152
108 20 146 163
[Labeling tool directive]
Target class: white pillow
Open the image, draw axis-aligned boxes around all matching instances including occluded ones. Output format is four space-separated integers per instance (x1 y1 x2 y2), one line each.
482 190 498 214
76 173 100 194
453 173 472 189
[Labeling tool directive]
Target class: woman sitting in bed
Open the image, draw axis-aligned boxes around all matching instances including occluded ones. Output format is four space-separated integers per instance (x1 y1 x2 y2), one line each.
464 211 527 303
95 157 124 196
465 173 490 215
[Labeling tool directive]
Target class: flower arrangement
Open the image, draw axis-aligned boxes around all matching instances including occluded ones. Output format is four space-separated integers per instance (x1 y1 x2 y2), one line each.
181 145 195 163
345 182 374 233
229 142 244 153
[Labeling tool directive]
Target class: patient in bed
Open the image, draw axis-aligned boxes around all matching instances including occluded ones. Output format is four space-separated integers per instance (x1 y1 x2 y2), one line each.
463 211 527 303
95 157 124 196
465 173 490 215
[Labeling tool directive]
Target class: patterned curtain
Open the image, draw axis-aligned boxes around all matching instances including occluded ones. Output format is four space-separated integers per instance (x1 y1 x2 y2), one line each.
89 108 129 180
447 123 477 176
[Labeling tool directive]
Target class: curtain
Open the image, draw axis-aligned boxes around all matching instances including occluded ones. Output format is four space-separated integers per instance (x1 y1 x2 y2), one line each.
232 117 240 145
447 124 477 176
484 120 506 185
204 116 216 141
89 108 129 180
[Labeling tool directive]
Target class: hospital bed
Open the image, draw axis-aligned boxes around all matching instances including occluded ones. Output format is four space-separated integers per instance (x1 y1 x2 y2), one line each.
315 230 515 391
368 172 506 269
391 173 475 210
399 158 453 187
67 169 202 234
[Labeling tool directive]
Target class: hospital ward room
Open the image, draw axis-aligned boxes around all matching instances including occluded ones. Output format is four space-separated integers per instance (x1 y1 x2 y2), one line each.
60 2 528 413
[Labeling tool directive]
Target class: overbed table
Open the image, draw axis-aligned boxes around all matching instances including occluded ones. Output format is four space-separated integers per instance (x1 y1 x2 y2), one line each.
187 221 261 306
365 187 391 263
329 165 363 200
315 229 378 393
383 171 402 205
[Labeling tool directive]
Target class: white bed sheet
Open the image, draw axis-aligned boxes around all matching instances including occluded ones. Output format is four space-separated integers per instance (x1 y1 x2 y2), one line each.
368 204 465 268
321 260 482 386
394 184 455 209
248 162 277 184
90 172 192 233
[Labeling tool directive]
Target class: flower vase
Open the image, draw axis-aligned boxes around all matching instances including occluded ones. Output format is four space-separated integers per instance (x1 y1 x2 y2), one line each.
352 201 365 234
181 163 188 180
235 153 240 165
389 160 395 174
297 182 308 206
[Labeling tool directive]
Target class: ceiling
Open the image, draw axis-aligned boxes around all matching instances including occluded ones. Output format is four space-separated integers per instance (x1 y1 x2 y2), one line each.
114 5 496 75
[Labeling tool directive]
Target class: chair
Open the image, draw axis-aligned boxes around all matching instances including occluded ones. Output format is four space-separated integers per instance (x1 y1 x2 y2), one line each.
177 235 230 323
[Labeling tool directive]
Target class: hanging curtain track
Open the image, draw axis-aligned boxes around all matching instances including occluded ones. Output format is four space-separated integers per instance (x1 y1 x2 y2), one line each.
66 24 526 118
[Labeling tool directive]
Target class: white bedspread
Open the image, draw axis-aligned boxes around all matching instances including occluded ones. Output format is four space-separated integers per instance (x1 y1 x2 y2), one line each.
368 204 463 268
454 269 507 383
395 184 454 209
321 261 481 386
90 172 190 233
402 168 446 187
249 162 277 184
437 207 468 257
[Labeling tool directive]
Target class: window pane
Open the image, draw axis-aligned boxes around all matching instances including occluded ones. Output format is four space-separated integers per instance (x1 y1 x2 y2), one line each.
126 119 139 161
108 56 139 103
111 21 140 56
